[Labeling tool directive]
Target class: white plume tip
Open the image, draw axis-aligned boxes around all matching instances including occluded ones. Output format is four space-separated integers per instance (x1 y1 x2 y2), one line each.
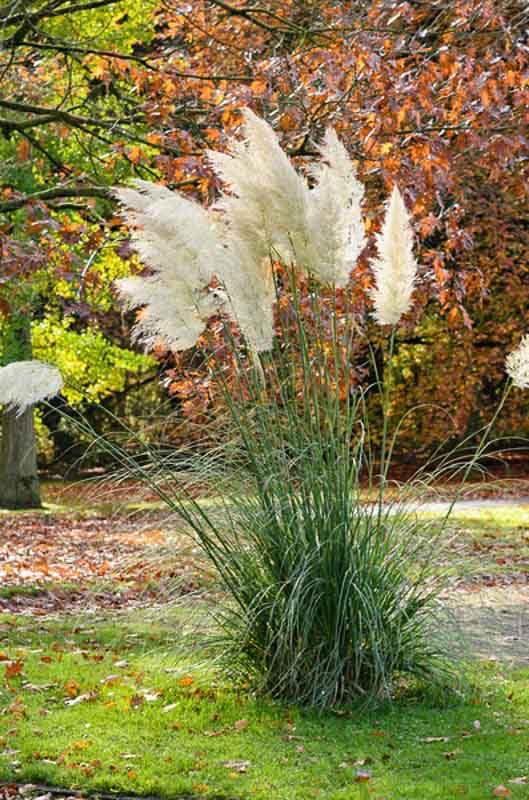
506 334 529 389
370 186 418 326
0 360 64 415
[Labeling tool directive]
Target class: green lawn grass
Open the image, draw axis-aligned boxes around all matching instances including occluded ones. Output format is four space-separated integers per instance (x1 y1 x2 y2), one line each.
2 499 529 798
1 607 529 800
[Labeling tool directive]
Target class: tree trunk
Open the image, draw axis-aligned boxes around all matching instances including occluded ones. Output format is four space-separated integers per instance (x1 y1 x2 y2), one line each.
0 407 41 508
0 314 42 509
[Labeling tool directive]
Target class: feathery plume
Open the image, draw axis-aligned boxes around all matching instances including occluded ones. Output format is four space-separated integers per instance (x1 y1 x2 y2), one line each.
113 181 224 351
0 360 63 415
370 186 418 326
207 108 310 267
506 334 529 389
222 235 276 353
115 112 369 353
305 128 366 286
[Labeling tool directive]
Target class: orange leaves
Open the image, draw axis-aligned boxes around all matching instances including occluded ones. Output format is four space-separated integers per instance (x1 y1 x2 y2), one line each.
4 659 24 680
64 680 81 697
279 111 298 132
16 139 31 162
127 146 145 165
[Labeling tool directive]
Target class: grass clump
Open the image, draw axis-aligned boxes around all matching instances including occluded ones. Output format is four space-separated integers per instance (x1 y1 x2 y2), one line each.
23 109 527 709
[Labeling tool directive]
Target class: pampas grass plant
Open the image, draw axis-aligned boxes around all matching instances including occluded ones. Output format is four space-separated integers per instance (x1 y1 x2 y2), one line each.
3 109 528 708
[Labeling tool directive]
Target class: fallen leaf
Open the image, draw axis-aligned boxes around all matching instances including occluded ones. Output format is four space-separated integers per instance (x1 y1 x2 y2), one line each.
234 719 249 731
493 787 512 797
162 703 178 713
65 691 97 707
130 694 144 708
221 760 251 772
100 674 121 686
508 777 527 785
5 660 24 679
422 736 450 743
64 680 80 697
178 676 194 687
143 691 161 702
473 720 481 731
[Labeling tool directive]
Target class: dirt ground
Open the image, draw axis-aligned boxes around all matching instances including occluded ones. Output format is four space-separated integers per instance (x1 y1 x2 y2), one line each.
447 586 529 666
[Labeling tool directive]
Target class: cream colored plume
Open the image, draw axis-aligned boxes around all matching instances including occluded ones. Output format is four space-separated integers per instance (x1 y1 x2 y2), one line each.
306 128 366 286
207 107 310 267
113 181 224 351
370 186 418 325
506 334 529 389
114 112 370 354
0 360 63 415
222 235 276 353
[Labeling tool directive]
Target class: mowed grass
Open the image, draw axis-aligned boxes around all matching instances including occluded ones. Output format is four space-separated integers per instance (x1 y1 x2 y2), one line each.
1 500 529 798
1 607 529 800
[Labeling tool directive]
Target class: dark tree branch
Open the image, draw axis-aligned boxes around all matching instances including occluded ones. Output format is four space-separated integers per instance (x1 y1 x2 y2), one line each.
206 0 277 32
0 0 122 28
0 177 201 212
0 185 110 212
12 39 157 68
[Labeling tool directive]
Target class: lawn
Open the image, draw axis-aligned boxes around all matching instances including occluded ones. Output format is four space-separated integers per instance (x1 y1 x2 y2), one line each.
1 608 529 800
1 489 529 800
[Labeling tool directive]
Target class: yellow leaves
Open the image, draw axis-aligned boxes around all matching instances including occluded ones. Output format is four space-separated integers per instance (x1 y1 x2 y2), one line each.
70 739 92 751
83 55 108 80
397 106 407 127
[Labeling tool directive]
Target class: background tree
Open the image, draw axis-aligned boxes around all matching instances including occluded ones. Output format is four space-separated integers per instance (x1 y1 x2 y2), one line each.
0 0 162 506
1 0 528 503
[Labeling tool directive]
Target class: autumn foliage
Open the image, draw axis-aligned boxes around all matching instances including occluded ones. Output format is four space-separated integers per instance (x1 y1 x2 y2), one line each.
1 0 528 456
